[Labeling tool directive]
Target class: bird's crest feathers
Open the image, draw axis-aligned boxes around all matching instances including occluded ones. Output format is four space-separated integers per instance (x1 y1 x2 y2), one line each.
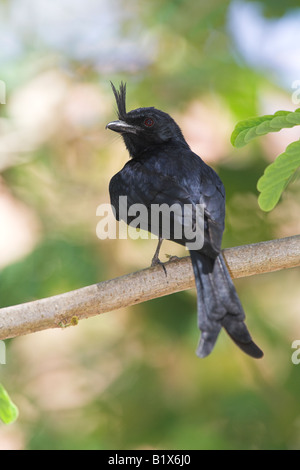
110 81 127 120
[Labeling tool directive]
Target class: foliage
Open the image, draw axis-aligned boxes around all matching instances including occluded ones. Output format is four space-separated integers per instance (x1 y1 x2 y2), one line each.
231 109 300 211
0 385 18 424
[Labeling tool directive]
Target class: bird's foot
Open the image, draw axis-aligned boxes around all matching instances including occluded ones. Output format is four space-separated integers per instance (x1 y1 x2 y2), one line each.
151 254 161 267
151 256 167 276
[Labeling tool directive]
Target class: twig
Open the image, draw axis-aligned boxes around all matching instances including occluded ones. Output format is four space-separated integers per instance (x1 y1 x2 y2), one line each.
0 235 299 340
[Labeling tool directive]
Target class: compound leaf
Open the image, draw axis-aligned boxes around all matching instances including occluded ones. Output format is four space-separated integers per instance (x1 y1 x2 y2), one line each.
231 108 300 148
257 140 300 211
0 384 19 424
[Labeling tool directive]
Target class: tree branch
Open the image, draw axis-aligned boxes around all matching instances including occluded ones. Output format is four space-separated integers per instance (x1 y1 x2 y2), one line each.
0 235 299 340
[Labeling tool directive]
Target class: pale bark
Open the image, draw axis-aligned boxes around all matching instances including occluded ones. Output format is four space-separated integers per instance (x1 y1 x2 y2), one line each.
0 235 299 340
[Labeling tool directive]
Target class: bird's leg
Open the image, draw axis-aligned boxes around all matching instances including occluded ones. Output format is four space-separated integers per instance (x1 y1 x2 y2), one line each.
151 237 163 267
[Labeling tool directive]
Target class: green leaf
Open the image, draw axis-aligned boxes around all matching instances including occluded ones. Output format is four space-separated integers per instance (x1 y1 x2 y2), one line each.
231 108 300 148
231 115 273 147
257 140 300 211
286 112 300 124
0 384 19 424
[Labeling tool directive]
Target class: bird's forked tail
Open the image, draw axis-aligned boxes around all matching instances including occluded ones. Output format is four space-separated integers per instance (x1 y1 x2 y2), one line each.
189 250 263 359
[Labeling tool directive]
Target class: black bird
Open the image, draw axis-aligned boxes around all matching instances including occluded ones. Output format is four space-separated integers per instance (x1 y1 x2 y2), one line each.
106 82 263 359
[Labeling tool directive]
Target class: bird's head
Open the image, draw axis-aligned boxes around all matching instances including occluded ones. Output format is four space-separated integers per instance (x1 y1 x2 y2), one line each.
106 82 189 158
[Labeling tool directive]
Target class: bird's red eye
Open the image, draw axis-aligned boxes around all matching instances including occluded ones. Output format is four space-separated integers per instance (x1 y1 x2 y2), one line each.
144 118 154 127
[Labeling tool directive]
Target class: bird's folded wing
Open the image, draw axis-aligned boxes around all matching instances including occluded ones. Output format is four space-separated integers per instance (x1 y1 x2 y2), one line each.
110 160 223 253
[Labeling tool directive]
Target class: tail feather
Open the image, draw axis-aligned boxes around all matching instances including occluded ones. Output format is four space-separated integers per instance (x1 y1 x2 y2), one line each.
190 250 263 359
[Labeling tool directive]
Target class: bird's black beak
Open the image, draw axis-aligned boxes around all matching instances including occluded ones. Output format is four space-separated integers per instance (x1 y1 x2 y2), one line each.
106 120 139 135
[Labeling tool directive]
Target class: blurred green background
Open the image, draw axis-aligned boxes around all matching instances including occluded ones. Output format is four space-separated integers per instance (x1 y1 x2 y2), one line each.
0 0 300 450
